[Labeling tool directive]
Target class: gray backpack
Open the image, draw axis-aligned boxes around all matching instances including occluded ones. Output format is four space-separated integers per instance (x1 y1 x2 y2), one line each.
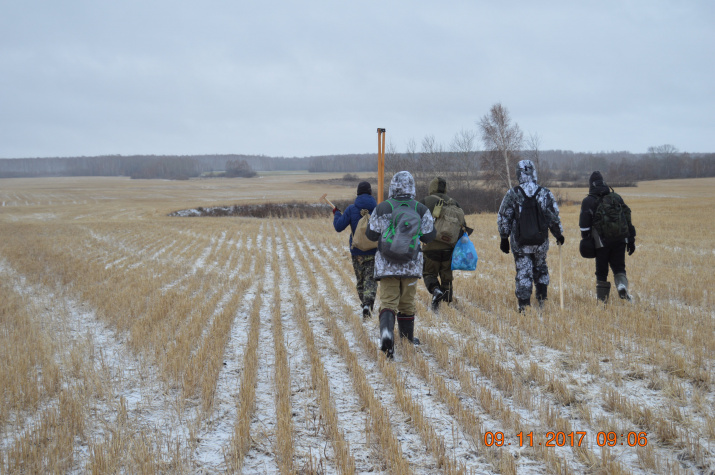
379 199 423 263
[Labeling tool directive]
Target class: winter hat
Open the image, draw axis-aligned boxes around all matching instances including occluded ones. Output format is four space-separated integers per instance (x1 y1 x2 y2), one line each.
588 170 610 196
589 171 605 188
357 181 372 196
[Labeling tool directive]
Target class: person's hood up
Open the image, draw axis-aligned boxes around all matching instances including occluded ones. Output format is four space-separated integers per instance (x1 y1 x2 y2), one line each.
516 159 538 185
428 176 447 195
588 171 610 196
388 171 416 199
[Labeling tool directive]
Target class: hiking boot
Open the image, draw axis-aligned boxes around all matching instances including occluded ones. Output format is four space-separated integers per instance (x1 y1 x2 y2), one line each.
518 298 531 313
397 314 420 345
431 288 445 311
535 283 548 308
362 304 372 319
614 273 632 302
379 309 395 359
442 284 453 304
596 281 611 303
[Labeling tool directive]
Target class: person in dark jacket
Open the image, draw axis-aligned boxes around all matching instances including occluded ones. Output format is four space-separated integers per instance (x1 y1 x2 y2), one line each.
365 171 436 358
498 160 564 312
332 181 378 318
420 176 470 310
579 171 636 302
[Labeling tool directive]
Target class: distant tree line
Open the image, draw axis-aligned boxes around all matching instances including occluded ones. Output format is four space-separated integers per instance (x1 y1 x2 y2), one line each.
1 144 713 185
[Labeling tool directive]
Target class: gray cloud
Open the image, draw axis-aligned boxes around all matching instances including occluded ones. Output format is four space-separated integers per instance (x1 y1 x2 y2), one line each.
1 0 713 158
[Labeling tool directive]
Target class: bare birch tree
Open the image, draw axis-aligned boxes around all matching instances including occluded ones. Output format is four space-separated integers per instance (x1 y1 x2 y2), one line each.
524 132 552 187
419 134 446 181
479 103 523 189
450 128 479 190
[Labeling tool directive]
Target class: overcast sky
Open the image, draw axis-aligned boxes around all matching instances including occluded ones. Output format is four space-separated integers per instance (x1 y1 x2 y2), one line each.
1 1 713 158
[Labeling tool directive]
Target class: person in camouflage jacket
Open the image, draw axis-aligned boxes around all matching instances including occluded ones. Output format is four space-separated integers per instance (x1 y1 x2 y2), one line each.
498 160 564 312
365 171 436 357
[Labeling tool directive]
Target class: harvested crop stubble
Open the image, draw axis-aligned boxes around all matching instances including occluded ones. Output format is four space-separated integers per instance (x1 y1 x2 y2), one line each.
0 176 713 473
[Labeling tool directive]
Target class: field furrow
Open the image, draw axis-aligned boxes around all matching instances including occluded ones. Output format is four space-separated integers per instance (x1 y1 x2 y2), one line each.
1 176 713 474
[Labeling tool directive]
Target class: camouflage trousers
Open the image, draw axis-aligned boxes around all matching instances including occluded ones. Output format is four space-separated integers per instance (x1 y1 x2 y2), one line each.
352 255 377 307
513 249 550 301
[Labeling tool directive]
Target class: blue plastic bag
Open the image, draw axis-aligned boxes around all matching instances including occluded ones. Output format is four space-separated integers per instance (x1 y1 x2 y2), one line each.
451 233 478 271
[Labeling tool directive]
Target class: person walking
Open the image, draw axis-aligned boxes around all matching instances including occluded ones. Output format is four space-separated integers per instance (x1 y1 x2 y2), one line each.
332 181 378 318
365 171 436 357
579 171 636 302
420 176 471 310
498 159 565 312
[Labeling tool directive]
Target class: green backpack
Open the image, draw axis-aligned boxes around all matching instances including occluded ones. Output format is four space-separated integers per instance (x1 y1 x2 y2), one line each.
593 189 631 240
431 197 464 245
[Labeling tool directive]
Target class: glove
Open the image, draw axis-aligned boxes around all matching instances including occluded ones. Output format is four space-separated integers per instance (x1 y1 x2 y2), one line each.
555 234 565 246
500 237 510 254
581 230 591 239
627 239 636 256
332 207 340 215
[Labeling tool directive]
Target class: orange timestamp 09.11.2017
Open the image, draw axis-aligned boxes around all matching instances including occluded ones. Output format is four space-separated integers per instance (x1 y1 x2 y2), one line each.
483 431 648 448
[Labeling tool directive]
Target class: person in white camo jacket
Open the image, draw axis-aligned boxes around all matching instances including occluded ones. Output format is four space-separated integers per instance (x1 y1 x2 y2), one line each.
365 171 436 358
497 160 565 312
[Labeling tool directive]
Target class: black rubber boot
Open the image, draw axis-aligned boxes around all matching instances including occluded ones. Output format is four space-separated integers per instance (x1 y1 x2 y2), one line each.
431 288 445 311
535 283 548 308
518 298 531 313
397 314 420 345
379 309 396 358
596 281 611 303
362 299 374 319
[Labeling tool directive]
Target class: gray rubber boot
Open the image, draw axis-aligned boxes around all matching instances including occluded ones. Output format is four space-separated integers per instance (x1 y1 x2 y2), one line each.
379 309 396 358
614 273 632 302
596 281 611 303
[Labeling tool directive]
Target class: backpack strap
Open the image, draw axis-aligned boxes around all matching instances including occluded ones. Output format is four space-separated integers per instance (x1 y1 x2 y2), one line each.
515 185 541 199
433 197 444 218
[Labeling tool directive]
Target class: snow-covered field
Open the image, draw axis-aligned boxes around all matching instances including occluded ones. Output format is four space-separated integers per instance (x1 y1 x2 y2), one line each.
0 176 713 474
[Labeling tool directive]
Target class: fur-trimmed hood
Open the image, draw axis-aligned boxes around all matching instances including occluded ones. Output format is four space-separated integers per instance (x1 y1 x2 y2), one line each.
428 176 447 195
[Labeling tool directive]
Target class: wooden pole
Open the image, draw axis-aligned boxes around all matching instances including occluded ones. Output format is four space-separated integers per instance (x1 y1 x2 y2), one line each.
377 128 385 202
559 243 564 310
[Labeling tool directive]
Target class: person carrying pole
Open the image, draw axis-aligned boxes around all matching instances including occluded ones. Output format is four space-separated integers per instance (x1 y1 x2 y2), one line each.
365 171 436 358
331 181 378 318
497 159 565 312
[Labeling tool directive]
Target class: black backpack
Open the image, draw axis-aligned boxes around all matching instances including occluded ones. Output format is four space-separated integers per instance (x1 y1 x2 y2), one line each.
593 188 630 240
514 186 548 246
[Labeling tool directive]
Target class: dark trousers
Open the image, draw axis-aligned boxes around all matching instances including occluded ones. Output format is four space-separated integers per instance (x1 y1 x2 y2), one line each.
595 241 626 281
423 249 453 302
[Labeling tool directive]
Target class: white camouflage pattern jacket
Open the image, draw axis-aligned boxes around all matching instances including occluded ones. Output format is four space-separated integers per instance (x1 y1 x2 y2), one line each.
365 171 436 279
